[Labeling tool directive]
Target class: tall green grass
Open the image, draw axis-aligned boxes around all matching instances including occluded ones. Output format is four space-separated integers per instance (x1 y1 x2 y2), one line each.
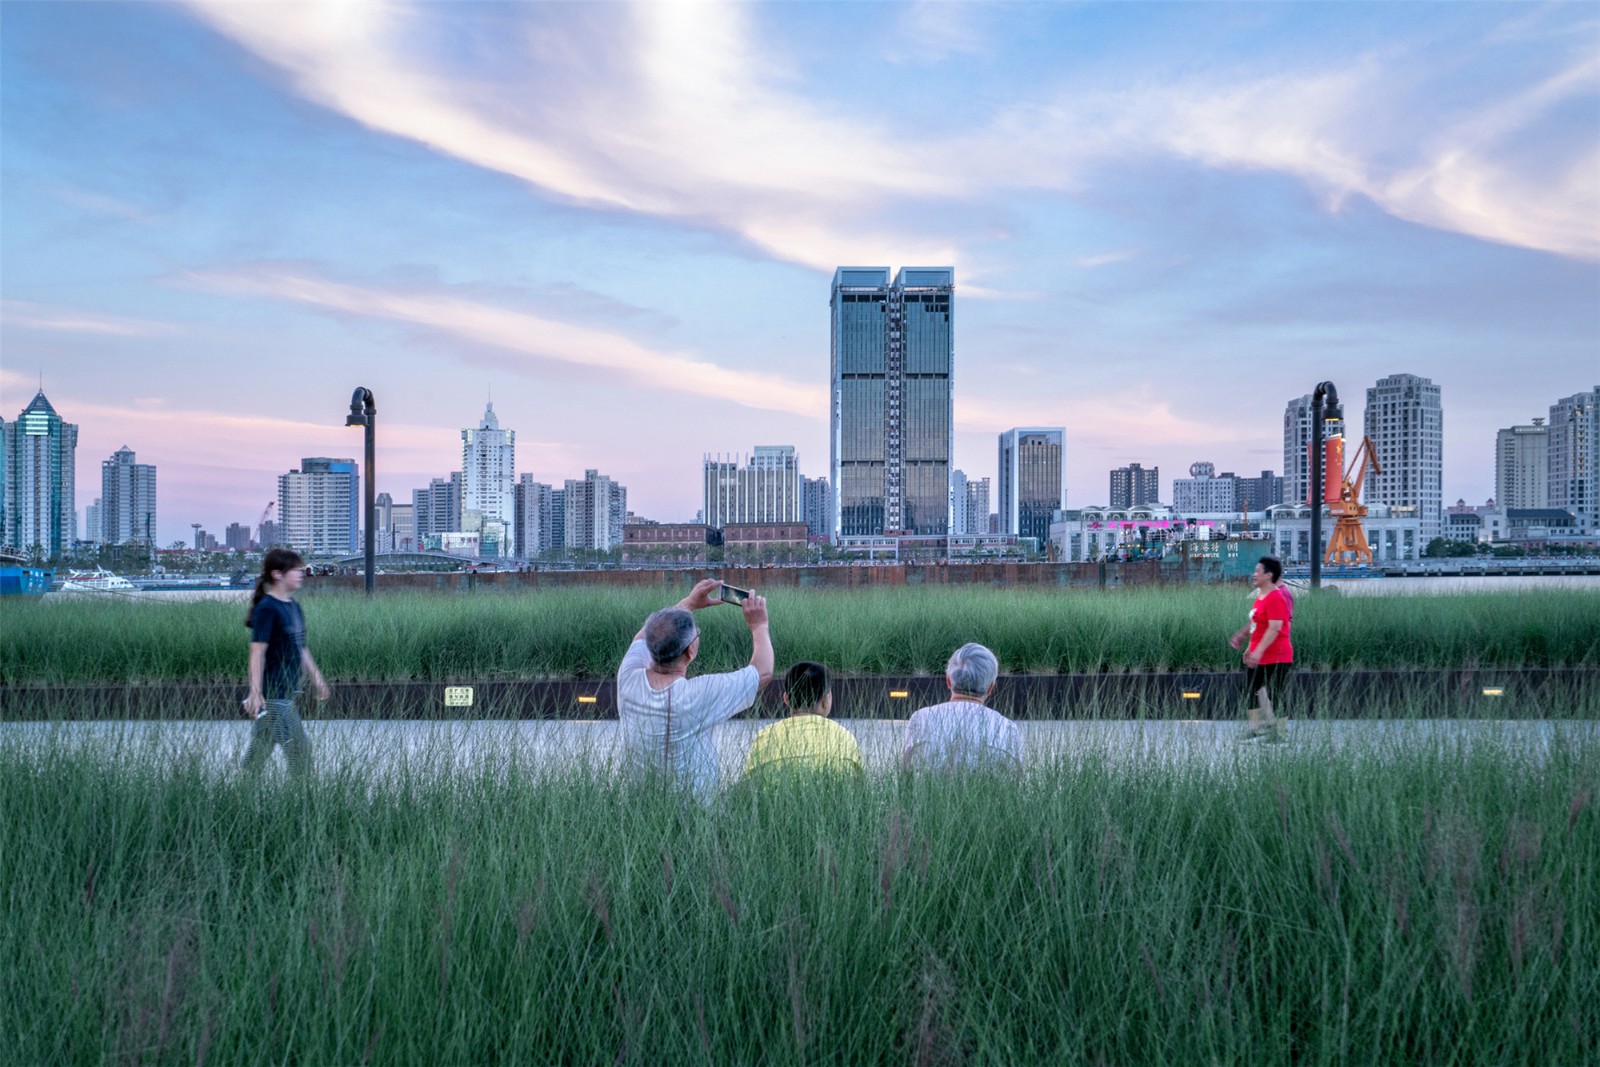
2 734 1594 1065
6 585 1599 684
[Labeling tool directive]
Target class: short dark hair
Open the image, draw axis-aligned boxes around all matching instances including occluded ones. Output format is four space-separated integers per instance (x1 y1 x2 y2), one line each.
1258 556 1283 582
785 661 829 710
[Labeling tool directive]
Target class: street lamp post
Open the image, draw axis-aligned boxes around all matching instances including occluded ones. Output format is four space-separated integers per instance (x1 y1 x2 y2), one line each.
1309 381 1343 591
345 388 377 595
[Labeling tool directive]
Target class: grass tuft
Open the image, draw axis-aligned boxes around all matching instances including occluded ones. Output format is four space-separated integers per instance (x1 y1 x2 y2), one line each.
2 729 1595 1064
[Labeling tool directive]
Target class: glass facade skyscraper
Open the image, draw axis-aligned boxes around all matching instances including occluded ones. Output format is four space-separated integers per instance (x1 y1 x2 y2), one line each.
829 266 954 538
998 428 1065 542
3 391 78 557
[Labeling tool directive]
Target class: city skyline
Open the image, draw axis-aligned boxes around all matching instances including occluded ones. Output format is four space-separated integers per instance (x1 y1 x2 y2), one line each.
2 2 1595 543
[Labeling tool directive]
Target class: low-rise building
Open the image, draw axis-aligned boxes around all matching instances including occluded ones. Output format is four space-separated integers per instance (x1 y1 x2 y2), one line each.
622 523 717 564
723 522 808 562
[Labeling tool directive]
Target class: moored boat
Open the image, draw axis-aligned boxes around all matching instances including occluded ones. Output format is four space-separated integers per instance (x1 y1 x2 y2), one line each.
0 552 55 597
57 567 138 593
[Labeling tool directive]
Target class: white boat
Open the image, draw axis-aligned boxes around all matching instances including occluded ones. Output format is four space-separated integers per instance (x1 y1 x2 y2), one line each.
58 568 139 593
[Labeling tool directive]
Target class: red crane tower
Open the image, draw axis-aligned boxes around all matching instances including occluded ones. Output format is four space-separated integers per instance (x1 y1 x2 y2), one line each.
1321 436 1383 565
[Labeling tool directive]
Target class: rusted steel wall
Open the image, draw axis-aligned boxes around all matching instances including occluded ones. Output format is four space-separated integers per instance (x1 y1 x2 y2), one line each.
313 559 1224 595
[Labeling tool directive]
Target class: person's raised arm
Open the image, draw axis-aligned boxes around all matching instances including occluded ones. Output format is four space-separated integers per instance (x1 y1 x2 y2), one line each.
631 577 725 642
742 593 773 686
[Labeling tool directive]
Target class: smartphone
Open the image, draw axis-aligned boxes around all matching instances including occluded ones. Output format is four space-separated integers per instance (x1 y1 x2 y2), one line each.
718 582 751 605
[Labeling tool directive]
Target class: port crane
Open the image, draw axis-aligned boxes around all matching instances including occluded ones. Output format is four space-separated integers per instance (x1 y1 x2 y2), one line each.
253 501 276 549
1322 436 1382 565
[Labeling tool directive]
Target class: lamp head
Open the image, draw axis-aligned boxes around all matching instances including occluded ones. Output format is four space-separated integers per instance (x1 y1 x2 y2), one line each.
346 387 374 426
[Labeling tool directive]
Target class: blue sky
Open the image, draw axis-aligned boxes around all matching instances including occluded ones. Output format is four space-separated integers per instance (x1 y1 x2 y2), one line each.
2 1 1595 545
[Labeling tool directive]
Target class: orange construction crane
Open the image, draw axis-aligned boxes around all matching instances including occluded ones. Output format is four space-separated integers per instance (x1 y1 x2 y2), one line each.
1324 436 1382 565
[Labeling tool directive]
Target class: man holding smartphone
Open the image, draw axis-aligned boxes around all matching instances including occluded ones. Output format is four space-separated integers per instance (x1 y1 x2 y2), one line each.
617 577 773 799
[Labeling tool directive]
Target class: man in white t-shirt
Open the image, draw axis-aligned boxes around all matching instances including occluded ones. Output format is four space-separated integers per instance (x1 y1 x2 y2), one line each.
902 642 1023 772
617 577 773 799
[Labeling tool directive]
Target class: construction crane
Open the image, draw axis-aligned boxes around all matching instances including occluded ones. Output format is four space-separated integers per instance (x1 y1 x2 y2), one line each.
1323 436 1382 565
253 501 276 549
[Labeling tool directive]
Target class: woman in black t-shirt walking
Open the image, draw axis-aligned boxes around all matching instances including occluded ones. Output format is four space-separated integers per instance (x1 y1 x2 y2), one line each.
241 548 329 775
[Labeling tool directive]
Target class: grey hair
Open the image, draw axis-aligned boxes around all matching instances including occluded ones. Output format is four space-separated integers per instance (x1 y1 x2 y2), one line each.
945 642 999 697
644 607 698 665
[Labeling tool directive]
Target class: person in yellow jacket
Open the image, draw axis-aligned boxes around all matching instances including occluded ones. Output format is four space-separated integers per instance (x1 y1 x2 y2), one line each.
743 661 863 783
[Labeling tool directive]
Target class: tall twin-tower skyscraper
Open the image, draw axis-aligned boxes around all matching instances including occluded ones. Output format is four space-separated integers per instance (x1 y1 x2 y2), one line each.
828 267 955 539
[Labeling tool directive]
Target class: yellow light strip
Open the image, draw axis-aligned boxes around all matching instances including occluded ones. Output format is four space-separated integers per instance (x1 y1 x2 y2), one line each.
1181 691 1202 700
888 690 910 699
577 695 598 704
1481 688 1504 697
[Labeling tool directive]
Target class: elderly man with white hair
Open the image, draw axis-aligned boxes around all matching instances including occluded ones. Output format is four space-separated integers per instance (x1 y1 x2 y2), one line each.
617 577 773 799
901 642 1023 772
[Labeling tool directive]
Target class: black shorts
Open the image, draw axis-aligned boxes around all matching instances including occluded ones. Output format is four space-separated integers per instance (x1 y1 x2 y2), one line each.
1244 662 1292 710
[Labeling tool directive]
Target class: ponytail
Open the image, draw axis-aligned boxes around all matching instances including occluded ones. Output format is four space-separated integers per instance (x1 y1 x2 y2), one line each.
247 548 306 627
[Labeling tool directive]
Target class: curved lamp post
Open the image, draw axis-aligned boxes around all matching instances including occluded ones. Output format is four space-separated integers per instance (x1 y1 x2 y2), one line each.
345 388 377 594
1309 381 1343 590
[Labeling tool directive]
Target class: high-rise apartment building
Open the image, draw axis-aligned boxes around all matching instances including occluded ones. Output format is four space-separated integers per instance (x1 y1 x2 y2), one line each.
704 446 802 528
564 469 627 551
100 445 157 546
414 473 463 543
278 457 358 557
225 523 252 552
388 504 415 553
1496 419 1550 510
514 474 556 558
802 477 830 540
999 428 1066 542
1172 462 1240 513
967 479 991 536
84 499 102 545
374 492 393 543
950 470 970 536
461 403 516 558
1283 394 1346 507
550 489 567 550
1548 387 1599 534
1236 470 1284 512
1363 373 1443 541
3 391 78 557
829 266 954 539
1109 463 1160 508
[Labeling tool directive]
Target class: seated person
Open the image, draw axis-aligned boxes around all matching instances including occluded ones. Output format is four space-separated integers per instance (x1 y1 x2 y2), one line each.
617 578 772 799
743 661 864 783
902 642 1023 772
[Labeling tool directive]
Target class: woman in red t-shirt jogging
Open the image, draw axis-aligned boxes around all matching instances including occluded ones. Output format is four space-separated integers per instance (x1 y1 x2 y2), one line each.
1229 555 1293 741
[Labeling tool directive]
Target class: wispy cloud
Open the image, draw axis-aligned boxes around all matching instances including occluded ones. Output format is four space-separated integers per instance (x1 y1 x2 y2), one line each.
183 0 1597 267
185 264 826 417
886 1 993 65
1 300 180 337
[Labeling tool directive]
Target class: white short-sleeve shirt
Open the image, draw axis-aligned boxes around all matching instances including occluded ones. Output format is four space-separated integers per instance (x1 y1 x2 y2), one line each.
617 639 759 798
902 700 1023 772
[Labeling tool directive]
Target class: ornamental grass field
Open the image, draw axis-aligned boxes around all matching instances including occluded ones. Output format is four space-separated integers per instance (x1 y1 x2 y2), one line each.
7 585 1599 684
2 729 1595 1066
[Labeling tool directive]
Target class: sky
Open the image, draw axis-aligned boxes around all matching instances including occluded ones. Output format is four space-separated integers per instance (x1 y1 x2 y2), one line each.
1 0 1596 547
